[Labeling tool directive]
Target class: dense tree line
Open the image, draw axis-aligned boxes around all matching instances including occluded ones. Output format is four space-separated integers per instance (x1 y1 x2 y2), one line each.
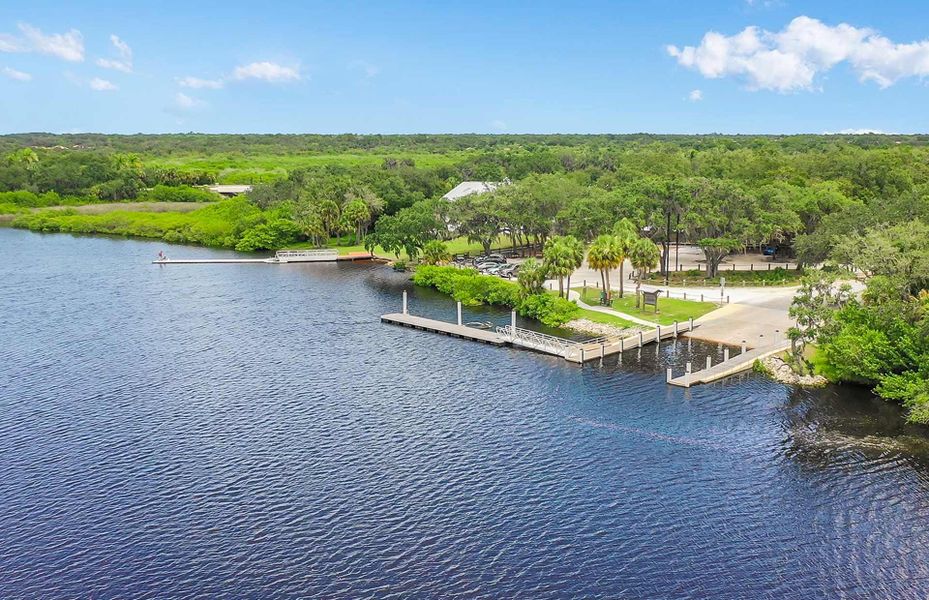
5 133 929 419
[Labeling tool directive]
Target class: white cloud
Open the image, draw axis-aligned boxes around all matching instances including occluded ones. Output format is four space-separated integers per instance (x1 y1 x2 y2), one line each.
177 76 224 89
174 92 205 109
17 23 84 62
232 61 301 82
667 16 929 92
96 34 132 73
0 34 22 53
688 89 703 101
89 77 117 91
824 128 893 135
349 59 379 78
2 66 31 81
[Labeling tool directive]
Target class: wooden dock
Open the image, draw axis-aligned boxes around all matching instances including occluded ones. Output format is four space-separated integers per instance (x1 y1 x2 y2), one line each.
667 341 791 387
380 313 506 345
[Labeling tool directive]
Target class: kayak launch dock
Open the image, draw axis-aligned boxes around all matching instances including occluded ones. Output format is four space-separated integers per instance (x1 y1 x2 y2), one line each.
382 291 786 387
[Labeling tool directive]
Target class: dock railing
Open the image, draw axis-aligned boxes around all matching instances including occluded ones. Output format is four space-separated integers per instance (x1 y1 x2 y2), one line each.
496 325 584 358
275 249 340 260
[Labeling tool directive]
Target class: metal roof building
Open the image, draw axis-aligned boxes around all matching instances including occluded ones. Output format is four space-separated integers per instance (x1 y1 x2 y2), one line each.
206 184 253 197
441 181 505 201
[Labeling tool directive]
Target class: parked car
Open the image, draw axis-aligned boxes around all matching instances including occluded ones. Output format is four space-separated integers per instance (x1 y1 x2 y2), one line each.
498 264 518 277
475 261 501 271
474 254 507 265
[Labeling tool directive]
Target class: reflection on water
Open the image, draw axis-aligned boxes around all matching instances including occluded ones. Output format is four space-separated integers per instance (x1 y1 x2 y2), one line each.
2 229 929 598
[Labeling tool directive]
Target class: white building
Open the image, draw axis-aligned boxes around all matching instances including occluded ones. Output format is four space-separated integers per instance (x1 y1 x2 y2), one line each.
441 180 506 201
206 184 253 197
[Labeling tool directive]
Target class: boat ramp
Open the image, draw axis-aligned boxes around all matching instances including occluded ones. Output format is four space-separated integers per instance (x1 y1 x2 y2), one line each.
383 291 786 387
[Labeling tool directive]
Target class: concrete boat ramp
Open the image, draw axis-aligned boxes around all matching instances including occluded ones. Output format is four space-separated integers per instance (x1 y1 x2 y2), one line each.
382 292 781 386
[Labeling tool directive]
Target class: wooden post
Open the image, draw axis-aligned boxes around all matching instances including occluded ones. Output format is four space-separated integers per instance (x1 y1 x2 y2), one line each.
700 293 704 302
683 292 687 300
689 317 694 331
457 301 462 326
666 289 670 298
674 321 679 337
741 340 747 354
706 355 712 369
638 331 644 347
656 325 661 339
666 368 672 383
724 348 730 362
601 343 605 358
686 361 692 373
511 310 517 330
402 290 408 314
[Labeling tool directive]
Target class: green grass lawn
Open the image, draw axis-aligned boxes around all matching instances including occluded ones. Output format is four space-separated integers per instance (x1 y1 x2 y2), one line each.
573 307 639 329
147 151 476 183
572 287 719 325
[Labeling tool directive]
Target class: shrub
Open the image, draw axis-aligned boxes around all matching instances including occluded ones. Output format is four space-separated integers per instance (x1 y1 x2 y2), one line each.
516 293 579 326
412 265 578 326
139 185 220 203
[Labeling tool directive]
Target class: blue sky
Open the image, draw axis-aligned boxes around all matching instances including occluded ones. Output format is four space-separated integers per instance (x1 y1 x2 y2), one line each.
1 0 928 134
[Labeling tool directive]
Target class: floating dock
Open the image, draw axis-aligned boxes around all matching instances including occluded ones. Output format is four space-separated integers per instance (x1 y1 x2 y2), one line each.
380 313 506 345
382 292 782 387
667 341 791 387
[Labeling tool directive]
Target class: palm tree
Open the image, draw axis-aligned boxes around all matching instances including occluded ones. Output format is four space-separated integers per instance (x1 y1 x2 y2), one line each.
516 258 548 295
629 238 661 294
587 235 622 301
543 237 575 297
612 218 638 298
562 235 585 294
421 240 451 265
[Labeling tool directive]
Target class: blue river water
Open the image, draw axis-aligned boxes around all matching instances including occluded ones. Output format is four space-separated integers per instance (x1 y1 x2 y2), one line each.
2 228 929 599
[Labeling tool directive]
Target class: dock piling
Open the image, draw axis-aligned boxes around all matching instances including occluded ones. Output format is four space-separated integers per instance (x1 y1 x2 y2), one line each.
402 290 408 315
706 355 712 369
674 321 679 337
457 301 462 326
724 348 730 362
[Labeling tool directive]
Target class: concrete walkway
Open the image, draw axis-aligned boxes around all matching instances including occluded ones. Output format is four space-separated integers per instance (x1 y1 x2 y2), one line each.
685 303 794 348
567 290 656 327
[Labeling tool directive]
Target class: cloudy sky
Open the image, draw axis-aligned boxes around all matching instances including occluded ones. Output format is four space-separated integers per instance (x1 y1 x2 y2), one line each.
1 0 929 134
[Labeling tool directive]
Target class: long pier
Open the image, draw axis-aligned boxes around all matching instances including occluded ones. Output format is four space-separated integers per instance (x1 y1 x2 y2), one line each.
153 250 373 265
667 341 791 387
380 313 506 345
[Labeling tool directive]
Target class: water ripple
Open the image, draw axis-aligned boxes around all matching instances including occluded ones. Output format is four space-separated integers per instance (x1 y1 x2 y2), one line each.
2 229 929 598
